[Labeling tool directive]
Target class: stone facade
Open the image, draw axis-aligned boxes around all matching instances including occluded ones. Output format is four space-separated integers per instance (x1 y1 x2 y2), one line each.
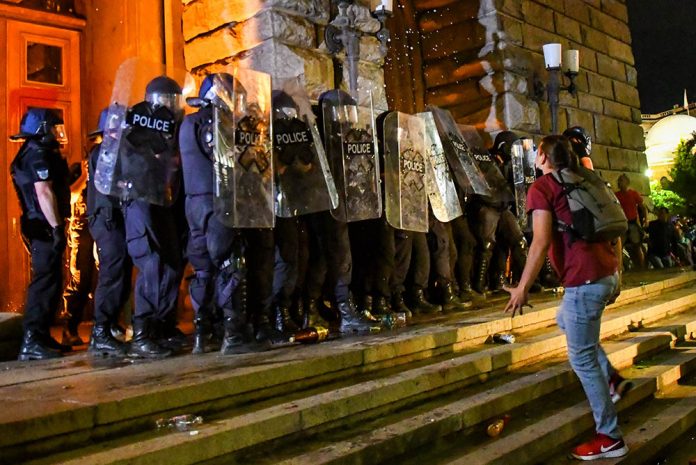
181 0 648 192
181 0 388 109
414 0 646 192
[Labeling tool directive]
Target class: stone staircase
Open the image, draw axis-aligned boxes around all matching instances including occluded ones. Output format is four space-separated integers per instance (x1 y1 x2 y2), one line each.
3 271 696 465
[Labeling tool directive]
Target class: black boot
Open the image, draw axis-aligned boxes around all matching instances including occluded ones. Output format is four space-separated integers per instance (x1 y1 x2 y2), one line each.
391 293 413 319
128 319 171 358
440 281 473 312
409 288 442 314
154 319 187 353
275 305 300 333
337 299 380 334
221 316 255 355
304 298 329 329
473 251 492 295
192 317 215 355
362 294 374 315
255 311 291 347
488 273 508 293
18 330 61 361
89 324 126 357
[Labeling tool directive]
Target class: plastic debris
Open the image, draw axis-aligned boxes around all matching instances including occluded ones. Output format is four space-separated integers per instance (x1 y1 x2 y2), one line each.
156 414 203 432
492 333 516 344
381 312 408 329
486 414 511 437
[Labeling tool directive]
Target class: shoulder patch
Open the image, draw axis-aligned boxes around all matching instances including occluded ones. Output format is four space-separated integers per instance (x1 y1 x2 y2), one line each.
37 168 49 180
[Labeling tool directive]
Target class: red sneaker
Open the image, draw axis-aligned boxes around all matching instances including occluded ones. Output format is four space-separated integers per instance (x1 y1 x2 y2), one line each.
609 373 633 404
571 433 628 461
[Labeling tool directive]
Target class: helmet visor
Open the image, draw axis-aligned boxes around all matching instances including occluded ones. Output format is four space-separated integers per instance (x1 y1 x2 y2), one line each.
146 92 184 113
274 106 298 120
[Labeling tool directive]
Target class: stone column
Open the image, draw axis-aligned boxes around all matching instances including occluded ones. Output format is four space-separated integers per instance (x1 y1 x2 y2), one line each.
181 0 388 109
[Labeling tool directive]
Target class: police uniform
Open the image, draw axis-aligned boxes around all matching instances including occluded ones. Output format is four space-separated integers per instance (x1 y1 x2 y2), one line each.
121 76 185 358
10 110 71 360
86 123 131 356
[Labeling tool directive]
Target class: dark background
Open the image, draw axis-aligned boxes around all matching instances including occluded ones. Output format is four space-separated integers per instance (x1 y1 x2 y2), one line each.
627 0 696 114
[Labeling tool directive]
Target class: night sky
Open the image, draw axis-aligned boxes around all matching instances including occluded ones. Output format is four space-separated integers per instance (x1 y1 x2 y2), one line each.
626 0 696 114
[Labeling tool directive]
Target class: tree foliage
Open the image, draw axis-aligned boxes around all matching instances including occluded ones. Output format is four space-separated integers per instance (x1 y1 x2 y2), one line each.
669 133 696 211
649 180 686 214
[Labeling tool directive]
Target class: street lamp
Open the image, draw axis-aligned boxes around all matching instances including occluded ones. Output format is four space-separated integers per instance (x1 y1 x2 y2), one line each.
325 0 393 95
541 43 580 133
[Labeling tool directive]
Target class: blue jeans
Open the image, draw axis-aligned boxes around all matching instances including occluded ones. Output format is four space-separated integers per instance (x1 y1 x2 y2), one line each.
557 273 622 438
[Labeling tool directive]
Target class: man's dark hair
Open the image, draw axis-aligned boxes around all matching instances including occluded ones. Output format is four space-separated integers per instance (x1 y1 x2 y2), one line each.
539 135 579 172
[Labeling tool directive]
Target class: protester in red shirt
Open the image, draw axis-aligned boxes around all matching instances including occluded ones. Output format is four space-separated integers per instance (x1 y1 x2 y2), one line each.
504 135 629 461
615 174 647 269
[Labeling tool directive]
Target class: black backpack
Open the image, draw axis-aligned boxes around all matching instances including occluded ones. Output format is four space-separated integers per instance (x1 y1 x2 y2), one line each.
551 167 627 242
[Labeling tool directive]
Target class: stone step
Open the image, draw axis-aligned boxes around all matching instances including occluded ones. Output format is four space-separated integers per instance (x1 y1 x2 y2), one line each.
260 328 696 465
13 283 696 465
435 345 696 465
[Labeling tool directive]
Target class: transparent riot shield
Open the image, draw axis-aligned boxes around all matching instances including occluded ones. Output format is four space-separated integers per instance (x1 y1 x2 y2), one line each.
427 106 490 197
511 137 537 229
212 68 274 228
418 111 462 222
457 124 515 205
383 112 428 232
273 77 338 218
93 57 192 206
322 89 382 223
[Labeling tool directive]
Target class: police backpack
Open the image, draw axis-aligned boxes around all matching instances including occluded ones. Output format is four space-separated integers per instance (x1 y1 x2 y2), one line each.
551 167 627 242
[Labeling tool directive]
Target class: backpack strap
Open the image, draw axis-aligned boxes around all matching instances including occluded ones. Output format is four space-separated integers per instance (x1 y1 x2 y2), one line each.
549 170 581 242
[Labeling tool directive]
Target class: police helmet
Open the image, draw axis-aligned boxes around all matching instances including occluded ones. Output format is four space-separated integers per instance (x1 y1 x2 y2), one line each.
10 107 67 144
491 130 519 162
272 90 299 120
563 125 592 157
188 73 246 112
145 76 183 114
319 89 358 125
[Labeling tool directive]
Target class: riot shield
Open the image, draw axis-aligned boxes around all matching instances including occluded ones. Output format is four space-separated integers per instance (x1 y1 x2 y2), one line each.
273 77 338 218
212 68 274 228
511 137 537 229
383 112 428 232
456 124 515 205
93 57 191 206
427 106 490 197
418 111 462 222
321 89 382 223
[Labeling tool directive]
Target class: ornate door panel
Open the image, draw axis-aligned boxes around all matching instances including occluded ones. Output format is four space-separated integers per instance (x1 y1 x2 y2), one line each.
2 17 81 311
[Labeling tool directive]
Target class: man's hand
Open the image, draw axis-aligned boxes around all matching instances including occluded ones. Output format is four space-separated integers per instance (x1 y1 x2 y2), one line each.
503 284 530 317
52 225 66 251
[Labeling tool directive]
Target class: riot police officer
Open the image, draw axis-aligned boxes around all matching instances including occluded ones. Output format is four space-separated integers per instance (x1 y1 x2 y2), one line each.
86 109 130 357
10 108 71 360
314 89 380 333
180 73 286 353
122 76 185 358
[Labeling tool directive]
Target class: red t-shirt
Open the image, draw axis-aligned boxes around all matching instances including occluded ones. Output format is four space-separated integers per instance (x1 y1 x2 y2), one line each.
614 189 643 222
527 174 618 287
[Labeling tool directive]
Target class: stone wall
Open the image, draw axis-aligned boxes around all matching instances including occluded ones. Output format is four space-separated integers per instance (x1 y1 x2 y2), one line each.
497 0 647 192
180 0 388 109
181 0 648 193
411 0 646 192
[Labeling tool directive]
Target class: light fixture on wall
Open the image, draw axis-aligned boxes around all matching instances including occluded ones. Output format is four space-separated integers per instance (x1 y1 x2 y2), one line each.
538 43 580 133
325 0 393 95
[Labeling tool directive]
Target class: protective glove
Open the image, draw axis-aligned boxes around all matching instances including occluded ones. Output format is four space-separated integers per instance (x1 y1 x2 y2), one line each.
52 224 66 251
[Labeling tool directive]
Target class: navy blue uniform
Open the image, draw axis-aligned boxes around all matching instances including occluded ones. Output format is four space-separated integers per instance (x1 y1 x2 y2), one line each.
11 139 70 335
87 145 132 327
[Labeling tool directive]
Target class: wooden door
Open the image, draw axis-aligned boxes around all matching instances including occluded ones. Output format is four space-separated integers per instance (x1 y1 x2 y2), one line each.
2 19 81 311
